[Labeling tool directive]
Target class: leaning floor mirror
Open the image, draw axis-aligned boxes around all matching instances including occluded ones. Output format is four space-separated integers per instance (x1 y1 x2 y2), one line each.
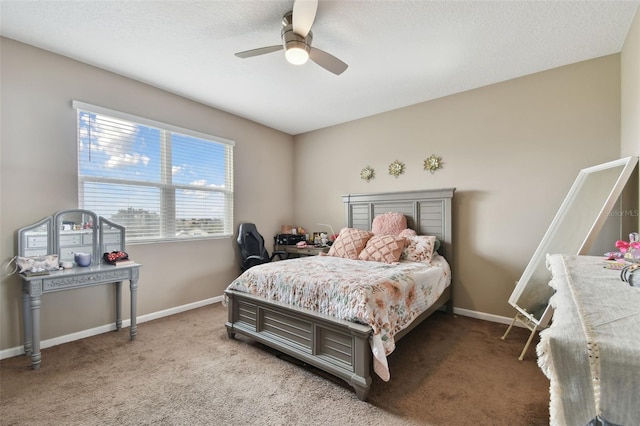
503 156 638 360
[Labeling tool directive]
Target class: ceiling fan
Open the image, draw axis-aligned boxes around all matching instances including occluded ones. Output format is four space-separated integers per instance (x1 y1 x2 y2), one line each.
234 0 348 75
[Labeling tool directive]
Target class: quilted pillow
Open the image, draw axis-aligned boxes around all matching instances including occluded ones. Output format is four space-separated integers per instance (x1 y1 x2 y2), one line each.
358 235 405 264
371 212 407 236
402 235 437 263
327 228 374 259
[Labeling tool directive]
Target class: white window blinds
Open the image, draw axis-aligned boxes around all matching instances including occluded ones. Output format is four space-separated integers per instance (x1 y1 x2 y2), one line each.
73 101 234 243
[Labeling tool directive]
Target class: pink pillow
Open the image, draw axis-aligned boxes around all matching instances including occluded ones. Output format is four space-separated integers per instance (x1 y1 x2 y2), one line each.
358 235 405 264
398 228 417 238
402 235 437 263
371 212 407 236
327 228 374 259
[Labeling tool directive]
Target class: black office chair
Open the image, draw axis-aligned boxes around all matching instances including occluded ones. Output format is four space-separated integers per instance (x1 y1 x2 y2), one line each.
237 223 287 272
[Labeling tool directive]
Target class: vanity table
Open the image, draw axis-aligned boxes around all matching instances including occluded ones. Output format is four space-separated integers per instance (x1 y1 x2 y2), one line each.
538 254 640 426
20 263 140 369
17 209 141 369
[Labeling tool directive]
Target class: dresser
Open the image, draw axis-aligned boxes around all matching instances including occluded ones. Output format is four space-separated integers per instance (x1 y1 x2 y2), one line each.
539 254 640 425
274 244 329 257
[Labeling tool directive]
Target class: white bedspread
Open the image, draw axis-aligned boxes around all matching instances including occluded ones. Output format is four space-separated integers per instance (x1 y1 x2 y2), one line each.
538 254 640 426
224 254 451 381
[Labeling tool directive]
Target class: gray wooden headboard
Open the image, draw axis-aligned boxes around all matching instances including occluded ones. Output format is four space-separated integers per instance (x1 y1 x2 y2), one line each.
342 188 455 259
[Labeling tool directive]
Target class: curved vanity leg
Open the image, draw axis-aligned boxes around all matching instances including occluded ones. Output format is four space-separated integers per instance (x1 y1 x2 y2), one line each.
129 278 138 340
29 294 42 369
22 285 33 356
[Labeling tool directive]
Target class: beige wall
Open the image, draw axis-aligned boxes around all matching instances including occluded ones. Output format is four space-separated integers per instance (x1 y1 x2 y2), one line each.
293 55 622 318
0 38 295 351
621 8 640 158
621 9 640 233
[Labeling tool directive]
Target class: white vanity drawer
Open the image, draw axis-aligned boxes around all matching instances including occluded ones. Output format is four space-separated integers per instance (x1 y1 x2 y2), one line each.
27 236 48 249
23 248 48 257
83 234 93 245
59 234 82 247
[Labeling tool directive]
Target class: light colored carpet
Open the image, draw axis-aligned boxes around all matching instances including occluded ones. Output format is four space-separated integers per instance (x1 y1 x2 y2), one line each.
0 303 549 425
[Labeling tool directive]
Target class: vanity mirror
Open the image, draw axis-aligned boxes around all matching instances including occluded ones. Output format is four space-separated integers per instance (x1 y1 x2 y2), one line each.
18 209 125 266
99 216 126 256
54 209 99 265
503 156 638 359
17 216 53 258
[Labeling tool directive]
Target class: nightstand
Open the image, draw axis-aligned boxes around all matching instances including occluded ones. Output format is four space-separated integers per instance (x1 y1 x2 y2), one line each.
274 244 329 257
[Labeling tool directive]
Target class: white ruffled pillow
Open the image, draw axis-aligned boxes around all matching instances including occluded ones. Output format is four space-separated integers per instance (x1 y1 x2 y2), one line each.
402 235 437 263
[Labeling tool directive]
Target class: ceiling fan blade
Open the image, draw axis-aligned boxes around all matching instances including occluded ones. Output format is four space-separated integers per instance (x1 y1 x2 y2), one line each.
292 0 318 37
235 45 283 59
309 47 348 75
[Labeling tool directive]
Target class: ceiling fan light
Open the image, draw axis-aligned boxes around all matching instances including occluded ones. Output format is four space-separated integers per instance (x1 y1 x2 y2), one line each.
282 21 312 66
286 46 309 65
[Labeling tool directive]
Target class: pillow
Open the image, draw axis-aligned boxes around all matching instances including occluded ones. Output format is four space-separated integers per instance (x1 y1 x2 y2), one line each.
398 228 417 238
371 212 407 236
402 235 437 263
358 235 405 264
398 228 440 255
327 228 374 259
16 254 60 273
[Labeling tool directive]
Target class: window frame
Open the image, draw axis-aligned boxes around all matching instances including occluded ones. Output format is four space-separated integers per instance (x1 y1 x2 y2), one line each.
73 100 235 244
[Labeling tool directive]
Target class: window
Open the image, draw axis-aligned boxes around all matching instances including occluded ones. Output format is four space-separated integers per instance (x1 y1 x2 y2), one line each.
73 101 234 243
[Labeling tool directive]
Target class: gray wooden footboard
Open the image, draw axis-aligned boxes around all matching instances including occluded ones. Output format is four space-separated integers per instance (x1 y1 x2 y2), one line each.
225 285 452 400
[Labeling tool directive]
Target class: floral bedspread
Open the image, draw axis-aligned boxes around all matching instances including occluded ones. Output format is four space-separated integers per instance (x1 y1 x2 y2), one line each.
224 254 451 381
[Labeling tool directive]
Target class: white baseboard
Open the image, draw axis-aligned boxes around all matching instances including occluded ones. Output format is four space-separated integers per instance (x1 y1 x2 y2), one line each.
1 296 517 361
0 296 222 361
452 307 522 327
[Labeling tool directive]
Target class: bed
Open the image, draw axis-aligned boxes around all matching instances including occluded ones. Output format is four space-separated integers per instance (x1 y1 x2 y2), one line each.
224 188 455 400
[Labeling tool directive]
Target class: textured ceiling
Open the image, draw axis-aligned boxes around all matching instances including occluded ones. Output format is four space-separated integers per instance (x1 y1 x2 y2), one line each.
1 1 639 135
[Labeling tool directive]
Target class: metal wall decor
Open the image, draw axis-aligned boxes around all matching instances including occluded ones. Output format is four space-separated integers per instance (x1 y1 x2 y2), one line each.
388 160 405 178
424 155 443 173
360 166 375 182
360 157 441 181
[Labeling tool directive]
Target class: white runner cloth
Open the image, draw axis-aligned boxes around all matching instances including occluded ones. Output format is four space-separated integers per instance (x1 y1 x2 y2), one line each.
537 254 640 426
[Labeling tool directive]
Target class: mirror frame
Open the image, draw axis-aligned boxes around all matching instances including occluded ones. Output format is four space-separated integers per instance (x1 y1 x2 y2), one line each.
53 209 99 264
17 216 54 258
17 209 127 266
508 156 638 328
98 216 126 261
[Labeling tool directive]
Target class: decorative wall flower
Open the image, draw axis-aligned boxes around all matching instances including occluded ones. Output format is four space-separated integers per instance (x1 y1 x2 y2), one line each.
388 160 405 178
360 166 375 182
424 155 443 174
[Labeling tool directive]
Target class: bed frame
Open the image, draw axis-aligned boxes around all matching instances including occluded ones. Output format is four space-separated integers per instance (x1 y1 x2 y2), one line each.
225 188 455 400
